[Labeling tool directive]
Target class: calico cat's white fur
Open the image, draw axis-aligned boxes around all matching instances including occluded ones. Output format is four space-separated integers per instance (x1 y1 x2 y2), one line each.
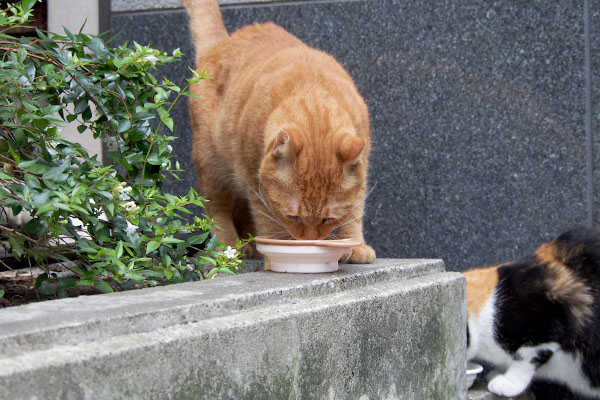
463 228 600 398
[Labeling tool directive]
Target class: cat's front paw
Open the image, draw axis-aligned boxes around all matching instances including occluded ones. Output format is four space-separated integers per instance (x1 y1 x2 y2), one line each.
239 241 255 259
488 374 529 398
345 244 376 264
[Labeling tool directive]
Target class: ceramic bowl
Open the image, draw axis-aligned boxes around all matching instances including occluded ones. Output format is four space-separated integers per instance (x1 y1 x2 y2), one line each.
466 362 483 389
255 236 361 273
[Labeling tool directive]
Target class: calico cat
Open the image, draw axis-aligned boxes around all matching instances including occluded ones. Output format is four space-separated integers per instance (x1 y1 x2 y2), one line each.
181 0 376 263
463 228 600 398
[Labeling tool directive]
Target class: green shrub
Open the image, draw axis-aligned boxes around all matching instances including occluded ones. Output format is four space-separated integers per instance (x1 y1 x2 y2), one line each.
0 0 249 299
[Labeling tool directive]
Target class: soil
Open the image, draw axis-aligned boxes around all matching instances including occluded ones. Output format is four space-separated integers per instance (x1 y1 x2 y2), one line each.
0 273 107 308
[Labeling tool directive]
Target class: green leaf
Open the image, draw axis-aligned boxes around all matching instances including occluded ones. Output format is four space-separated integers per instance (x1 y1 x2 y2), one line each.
76 279 95 286
219 267 235 275
205 235 220 251
17 47 27 63
88 36 108 58
18 159 49 174
162 236 184 244
0 170 12 179
58 277 78 290
181 91 202 99
115 240 124 258
0 289 4 299
124 272 144 281
74 99 89 114
117 119 131 133
35 203 54 216
35 273 48 288
146 240 161 254
94 280 114 294
42 160 70 180
22 0 37 11
8 236 23 258
198 255 217 266
162 117 174 132
188 232 209 245
23 218 49 238
39 280 56 296
146 153 164 165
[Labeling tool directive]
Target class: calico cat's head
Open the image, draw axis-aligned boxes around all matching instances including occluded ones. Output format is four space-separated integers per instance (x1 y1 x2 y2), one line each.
258 129 368 240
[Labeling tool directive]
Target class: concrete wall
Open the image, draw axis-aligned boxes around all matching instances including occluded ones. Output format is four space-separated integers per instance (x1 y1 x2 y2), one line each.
109 1 600 279
0 260 467 400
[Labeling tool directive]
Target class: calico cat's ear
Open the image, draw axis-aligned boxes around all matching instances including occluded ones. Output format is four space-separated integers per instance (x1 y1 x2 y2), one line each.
271 130 303 159
337 134 365 163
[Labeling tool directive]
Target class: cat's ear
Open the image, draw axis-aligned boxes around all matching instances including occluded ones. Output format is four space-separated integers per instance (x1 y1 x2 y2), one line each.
337 135 365 163
271 130 303 159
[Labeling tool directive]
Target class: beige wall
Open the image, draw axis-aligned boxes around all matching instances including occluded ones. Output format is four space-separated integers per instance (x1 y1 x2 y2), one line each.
47 0 103 159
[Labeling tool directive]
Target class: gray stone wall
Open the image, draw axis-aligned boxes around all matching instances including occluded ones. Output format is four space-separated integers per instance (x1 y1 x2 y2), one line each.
111 0 598 273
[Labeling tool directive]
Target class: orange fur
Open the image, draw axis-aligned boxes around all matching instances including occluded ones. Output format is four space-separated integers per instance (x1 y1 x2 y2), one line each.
462 265 501 317
534 242 594 322
182 0 375 263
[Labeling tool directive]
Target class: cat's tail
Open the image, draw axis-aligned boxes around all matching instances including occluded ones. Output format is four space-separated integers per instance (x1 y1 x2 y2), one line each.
181 0 229 56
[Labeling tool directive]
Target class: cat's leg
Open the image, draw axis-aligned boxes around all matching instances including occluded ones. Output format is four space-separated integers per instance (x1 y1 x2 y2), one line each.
231 197 256 257
336 214 376 264
199 178 241 252
487 343 559 397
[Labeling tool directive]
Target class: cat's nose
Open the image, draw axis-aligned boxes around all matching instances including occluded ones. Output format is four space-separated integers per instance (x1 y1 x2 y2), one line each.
301 230 320 240
300 218 326 240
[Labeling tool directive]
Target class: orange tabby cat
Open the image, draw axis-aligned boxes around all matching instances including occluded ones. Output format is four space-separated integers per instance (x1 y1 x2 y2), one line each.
182 0 376 263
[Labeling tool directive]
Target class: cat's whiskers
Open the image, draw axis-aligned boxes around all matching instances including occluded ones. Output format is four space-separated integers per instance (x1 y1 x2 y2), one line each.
335 183 377 230
336 214 362 230
271 231 294 240
254 208 287 231
250 183 277 216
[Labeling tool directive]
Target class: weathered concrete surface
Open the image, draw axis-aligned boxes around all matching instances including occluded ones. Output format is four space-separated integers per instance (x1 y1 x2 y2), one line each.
0 259 466 400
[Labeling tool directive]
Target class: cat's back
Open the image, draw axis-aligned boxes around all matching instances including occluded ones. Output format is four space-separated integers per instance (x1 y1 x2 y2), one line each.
463 228 600 349
200 22 305 76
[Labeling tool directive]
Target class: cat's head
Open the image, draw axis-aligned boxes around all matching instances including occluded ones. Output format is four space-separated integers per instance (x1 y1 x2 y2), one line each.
258 129 368 240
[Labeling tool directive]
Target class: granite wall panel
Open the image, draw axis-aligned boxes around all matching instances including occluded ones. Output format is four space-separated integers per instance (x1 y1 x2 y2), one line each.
111 0 591 271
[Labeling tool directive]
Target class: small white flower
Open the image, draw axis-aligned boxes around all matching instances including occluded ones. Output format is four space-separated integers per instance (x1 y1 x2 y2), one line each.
122 186 132 193
119 192 129 201
123 201 138 212
186 263 194 271
125 220 138 236
161 162 168 169
167 145 173 153
144 55 160 65
223 246 236 259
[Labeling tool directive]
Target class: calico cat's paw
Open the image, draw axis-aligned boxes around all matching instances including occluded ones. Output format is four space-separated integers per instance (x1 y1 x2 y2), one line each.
345 244 376 264
487 374 529 398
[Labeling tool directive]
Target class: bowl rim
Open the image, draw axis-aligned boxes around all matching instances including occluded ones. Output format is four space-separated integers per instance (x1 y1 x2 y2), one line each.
254 235 361 248
466 362 484 374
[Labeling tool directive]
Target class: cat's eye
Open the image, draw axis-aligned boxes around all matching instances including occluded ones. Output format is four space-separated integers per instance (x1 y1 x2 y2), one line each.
285 215 301 223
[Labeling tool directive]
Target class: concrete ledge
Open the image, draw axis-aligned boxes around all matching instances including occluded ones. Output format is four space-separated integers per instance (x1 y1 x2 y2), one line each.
111 0 297 13
0 259 466 399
